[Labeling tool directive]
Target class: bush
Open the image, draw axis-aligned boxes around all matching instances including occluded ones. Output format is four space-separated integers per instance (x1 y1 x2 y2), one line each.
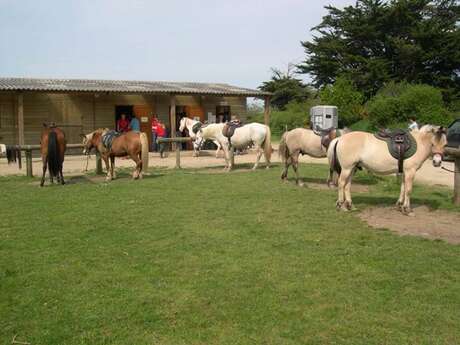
319 76 365 126
367 82 453 127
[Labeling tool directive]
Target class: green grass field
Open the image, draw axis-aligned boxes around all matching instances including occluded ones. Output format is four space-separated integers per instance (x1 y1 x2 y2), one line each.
1 165 459 345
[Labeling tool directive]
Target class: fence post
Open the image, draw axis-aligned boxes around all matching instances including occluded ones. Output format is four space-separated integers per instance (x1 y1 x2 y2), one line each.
25 149 33 177
454 156 460 206
95 151 103 175
175 142 181 169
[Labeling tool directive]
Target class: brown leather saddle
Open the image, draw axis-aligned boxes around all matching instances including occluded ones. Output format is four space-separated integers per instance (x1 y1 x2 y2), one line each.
314 127 336 149
375 129 416 173
222 121 243 146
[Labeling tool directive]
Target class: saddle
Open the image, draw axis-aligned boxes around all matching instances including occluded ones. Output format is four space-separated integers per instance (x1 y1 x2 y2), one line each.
101 130 122 151
314 127 336 149
192 122 202 134
222 121 243 146
375 129 417 173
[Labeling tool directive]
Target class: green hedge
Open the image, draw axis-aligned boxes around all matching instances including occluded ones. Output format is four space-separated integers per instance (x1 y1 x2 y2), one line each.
367 83 453 127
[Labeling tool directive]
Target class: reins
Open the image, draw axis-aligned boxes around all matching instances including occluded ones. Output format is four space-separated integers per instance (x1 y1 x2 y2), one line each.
441 166 460 173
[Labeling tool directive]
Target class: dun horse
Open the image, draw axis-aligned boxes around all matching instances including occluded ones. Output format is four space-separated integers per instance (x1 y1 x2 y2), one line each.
328 125 447 215
279 127 349 186
40 123 67 187
81 129 149 180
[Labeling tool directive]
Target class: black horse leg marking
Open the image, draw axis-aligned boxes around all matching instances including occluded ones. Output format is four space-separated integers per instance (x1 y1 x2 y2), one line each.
40 155 47 187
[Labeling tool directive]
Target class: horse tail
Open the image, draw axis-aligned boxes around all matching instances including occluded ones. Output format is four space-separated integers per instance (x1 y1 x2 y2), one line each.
140 132 149 172
278 131 289 163
263 125 272 162
331 140 342 175
47 130 60 177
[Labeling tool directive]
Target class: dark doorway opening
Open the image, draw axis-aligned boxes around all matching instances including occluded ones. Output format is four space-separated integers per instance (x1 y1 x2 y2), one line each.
115 105 134 127
216 106 231 123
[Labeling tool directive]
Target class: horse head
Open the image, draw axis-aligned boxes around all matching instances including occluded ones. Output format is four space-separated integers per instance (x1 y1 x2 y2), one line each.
179 117 187 132
81 129 104 155
430 126 447 167
193 128 206 151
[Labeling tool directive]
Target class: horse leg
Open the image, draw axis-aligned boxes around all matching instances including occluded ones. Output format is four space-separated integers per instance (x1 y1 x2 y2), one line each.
291 152 303 186
252 145 263 170
129 154 141 179
215 142 221 158
40 155 47 187
402 169 416 216
110 156 117 179
396 176 405 210
102 155 111 180
222 145 231 171
337 168 352 210
281 156 291 181
343 171 355 210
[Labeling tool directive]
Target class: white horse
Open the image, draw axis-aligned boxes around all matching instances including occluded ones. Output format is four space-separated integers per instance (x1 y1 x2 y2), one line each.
327 125 447 215
195 122 272 171
178 117 222 157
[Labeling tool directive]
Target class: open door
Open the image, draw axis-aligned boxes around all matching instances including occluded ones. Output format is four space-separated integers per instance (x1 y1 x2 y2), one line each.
133 105 154 149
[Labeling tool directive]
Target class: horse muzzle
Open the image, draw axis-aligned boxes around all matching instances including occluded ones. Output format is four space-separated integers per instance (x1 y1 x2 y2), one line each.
432 153 443 167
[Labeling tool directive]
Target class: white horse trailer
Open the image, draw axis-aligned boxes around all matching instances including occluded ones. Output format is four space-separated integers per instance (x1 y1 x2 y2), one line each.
310 105 338 130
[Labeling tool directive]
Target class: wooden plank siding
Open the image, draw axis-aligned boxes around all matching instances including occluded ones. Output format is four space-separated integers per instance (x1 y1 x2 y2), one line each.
0 92 16 144
0 91 249 145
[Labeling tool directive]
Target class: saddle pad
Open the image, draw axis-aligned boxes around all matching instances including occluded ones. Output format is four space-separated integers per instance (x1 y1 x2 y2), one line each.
374 131 417 160
102 130 122 150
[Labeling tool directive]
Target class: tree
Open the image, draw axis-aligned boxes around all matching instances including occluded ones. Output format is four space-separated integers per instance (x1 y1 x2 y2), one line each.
259 63 312 110
319 76 365 125
298 0 460 100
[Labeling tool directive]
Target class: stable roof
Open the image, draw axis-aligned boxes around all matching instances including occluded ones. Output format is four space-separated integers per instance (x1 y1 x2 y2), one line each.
0 77 270 97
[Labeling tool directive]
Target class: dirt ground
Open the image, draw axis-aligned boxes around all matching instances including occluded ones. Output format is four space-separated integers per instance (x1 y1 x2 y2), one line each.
0 147 455 188
359 206 460 244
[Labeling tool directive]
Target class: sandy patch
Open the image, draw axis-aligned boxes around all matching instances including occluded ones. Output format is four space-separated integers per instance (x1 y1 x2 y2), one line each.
359 206 460 244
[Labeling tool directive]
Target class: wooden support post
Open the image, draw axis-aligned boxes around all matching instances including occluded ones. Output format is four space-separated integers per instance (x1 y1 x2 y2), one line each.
170 95 177 151
264 95 271 126
95 151 103 175
454 157 460 205
25 149 33 177
17 93 24 146
175 143 181 169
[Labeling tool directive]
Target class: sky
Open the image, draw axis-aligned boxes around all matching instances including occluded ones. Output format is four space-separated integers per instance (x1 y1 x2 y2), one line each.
0 0 353 90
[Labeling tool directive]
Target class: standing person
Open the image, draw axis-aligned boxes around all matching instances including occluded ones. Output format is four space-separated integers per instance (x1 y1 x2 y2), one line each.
408 117 419 131
151 116 159 151
156 120 167 158
130 115 140 133
117 113 130 133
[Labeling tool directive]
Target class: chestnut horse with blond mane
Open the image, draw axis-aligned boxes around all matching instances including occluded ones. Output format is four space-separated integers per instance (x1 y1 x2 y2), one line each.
81 129 149 180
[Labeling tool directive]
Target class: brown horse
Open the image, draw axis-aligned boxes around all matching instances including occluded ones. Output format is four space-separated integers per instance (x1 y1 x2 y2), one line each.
40 123 67 187
81 129 149 180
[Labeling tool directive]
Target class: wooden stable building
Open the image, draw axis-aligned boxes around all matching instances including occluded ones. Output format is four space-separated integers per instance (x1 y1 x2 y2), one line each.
0 78 270 147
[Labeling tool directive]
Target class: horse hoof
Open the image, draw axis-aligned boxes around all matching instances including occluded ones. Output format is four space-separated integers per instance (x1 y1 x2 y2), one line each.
298 182 305 187
265 166 270 170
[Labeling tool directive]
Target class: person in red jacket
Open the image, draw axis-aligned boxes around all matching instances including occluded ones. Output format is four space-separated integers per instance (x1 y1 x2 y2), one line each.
117 114 130 133
156 120 167 158
151 116 159 151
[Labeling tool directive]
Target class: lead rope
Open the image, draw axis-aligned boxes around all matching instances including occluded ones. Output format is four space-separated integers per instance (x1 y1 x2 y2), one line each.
441 166 460 173
84 154 90 172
